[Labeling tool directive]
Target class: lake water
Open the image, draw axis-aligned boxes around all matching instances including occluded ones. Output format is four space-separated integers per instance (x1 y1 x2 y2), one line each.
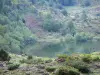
23 40 100 57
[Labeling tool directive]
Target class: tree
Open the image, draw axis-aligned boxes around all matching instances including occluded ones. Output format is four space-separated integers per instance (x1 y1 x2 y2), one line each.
67 20 76 36
42 15 62 32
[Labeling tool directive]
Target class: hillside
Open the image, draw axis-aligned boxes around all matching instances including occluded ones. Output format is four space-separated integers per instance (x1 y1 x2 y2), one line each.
0 0 100 75
0 0 100 57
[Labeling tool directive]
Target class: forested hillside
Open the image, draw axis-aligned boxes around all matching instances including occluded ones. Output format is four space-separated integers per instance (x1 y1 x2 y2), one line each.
0 0 100 75
0 0 100 56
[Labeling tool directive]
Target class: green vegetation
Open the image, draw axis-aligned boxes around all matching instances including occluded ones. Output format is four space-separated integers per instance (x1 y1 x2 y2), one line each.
0 0 100 75
0 0 99 56
8 63 20 70
42 16 62 32
69 60 90 73
46 66 56 72
55 66 80 75
27 55 33 60
82 54 92 63
0 49 10 61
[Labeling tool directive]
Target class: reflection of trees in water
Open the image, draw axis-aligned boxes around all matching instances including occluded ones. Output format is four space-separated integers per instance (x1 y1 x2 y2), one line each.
23 39 100 57
66 41 100 54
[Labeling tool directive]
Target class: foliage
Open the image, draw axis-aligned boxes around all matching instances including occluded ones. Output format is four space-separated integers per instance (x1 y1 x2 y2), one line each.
55 66 80 75
0 25 6 37
0 15 10 25
46 66 56 72
23 37 36 46
8 63 20 70
45 59 53 63
0 49 10 61
61 20 76 36
11 0 18 4
69 60 90 73
42 16 62 32
75 32 93 44
27 55 33 60
20 57 44 64
82 54 92 63
92 56 100 61
57 54 68 59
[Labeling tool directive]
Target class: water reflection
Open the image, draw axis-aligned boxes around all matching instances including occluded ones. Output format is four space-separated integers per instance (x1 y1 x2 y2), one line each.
24 40 100 57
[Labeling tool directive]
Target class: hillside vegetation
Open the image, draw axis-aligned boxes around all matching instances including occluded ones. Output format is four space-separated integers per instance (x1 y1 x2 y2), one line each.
0 0 100 56
0 0 100 54
0 0 100 75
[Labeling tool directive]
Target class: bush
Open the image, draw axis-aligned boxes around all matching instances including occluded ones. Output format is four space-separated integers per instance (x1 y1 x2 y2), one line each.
45 59 53 63
27 55 33 60
0 49 10 61
55 66 80 75
92 56 100 61
82 54 92 63
46 66 56 72
70 60 90 73
8 63 20 70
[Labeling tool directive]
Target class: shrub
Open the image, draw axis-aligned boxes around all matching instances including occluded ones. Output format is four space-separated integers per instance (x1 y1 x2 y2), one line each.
55 66 80 75
27 55 33 60
0 49 10 61
70 60 90 73
8 63 20 70
45 59 53 63
20 59 26 63
92 56 100 61
82 54 92 63
46 66 56 72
